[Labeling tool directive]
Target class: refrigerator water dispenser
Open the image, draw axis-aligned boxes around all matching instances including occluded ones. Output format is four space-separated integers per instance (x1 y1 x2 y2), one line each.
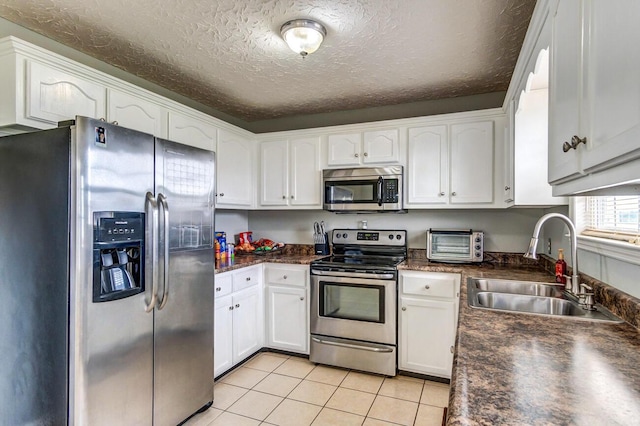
93 212 145 302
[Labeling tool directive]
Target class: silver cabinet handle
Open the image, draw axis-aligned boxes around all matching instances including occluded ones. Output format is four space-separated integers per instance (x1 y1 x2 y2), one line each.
216 287 221 292
235 303 240 308
504 186 511 191
229 306 233 311
300 296 304 301
246 277 251 281
283 275 288 279
438 192 445 196
290 195 294 199
451 192 457 196
450 346 454 354
282 195 286 199
363 152 368 157
157 193 170 310
424 285 430 290
401 307 406 311
354 153 359 158
219 193 224 196
144 192 159 313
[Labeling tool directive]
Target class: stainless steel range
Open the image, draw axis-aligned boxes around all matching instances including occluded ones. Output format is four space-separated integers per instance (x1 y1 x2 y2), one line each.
310 229 407 376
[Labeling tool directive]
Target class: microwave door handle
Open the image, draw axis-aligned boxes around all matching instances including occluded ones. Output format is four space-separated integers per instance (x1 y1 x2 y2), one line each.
377 177 383 206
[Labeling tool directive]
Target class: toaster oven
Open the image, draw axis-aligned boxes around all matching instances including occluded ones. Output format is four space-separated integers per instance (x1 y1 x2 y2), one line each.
427 229 484 263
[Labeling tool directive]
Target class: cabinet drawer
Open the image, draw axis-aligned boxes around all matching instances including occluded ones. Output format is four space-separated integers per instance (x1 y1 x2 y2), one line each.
265 264 308 287
401 272 459 299
215 273 233 298
233 266 261 292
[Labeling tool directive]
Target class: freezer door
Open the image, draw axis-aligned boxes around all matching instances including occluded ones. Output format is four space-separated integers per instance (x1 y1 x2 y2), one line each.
153 139 215 425
70 117 155 425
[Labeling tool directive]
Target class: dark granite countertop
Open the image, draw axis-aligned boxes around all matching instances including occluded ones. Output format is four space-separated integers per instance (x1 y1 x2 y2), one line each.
215 244 325 273
398 256 640 425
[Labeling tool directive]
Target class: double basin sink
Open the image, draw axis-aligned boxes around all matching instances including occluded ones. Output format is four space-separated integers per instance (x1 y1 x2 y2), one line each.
467 278 623 323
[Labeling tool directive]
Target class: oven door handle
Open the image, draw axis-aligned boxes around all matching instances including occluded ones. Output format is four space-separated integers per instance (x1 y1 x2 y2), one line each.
311 269 395 280
311 337 394 353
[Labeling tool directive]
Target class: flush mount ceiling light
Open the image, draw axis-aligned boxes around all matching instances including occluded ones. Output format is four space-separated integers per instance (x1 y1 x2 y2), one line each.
280 19 327 57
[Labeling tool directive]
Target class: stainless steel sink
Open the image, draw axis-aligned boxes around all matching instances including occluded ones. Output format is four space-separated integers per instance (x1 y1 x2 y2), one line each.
467 278 623 323
472 278 564 297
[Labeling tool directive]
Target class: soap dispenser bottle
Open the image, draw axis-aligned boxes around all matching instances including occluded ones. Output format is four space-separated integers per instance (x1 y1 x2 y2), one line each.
555 248 567 284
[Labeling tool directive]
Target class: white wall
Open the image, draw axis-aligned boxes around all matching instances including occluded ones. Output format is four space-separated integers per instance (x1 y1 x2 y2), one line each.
215 210 249 241
245 209 551 252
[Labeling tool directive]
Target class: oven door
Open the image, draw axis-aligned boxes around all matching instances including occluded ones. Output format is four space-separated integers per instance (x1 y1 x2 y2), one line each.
310 272 396 345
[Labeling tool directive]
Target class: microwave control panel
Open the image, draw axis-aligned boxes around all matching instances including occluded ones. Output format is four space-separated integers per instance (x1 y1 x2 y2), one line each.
382 179 399 202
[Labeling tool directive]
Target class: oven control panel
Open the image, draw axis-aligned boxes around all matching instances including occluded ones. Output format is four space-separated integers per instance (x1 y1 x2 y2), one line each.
332 229 406 246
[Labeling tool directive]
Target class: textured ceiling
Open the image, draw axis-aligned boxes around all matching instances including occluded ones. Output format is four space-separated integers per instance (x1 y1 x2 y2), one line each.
0 0 536 123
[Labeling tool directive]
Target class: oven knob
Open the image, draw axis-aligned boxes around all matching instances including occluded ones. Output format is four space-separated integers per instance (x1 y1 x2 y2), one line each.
342 233 348 238
336 234 341 239
396 234 402 240
475 252 482 257
475 245 481 250
475 237 481 243
388 234 394 240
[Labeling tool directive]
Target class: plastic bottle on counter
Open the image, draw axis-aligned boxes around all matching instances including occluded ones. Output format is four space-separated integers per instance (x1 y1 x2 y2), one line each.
215 239 221 260
555 248 567 284
227 243 234 259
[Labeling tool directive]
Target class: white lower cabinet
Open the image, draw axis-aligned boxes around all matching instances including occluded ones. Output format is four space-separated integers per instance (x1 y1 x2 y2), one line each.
214 265 263 378
264 263 309 354
399 271 461 378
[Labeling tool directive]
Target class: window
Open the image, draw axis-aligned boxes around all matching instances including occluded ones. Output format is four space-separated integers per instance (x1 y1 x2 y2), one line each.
578 196 640 245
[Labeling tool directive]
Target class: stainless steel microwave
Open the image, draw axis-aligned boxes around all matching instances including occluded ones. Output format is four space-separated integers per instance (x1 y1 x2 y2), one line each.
427 229 484 263
323 166 404 212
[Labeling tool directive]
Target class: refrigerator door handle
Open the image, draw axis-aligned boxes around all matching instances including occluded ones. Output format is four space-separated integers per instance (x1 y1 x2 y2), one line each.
157 193 170 310
145 191 159 312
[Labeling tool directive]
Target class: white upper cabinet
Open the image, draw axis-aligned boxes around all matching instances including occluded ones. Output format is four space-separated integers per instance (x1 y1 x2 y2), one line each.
326 133 362 166
406 125 449 205
406 118 495 207
362 129 400 164
548 0 582 184
548 0 640 194
326 129 399 166
168 111 217 151
217 129 255 208
27 60 106 125
259 137 321 209
450 121 494 204
107 89 167 138
290 137 322 207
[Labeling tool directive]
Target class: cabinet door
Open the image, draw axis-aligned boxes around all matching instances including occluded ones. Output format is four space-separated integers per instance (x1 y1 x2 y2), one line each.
232 286 262 363
450 121 494 204
214 295 234 377
107 89 166 138
266 286 308 354
548 0 582 183
399 297 456 378
167 111 217 151
290 137 321 207
217 130 254 207
363 129 399 164
579 0 640 173
327 133 362 166
260 140 289 206
27 60 106 124
406 126 448 205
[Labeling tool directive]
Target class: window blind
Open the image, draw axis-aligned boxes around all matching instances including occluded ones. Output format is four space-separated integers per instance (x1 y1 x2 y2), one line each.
581 196 640 245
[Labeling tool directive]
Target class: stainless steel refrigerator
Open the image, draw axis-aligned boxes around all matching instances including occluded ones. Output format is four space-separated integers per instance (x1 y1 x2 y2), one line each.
0 116 215 425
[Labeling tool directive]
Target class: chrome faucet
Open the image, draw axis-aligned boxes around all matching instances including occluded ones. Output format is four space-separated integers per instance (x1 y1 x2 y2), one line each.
523 213 580 295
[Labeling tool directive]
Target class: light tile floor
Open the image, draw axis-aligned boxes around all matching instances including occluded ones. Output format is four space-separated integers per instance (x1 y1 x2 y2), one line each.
185 352 448 426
